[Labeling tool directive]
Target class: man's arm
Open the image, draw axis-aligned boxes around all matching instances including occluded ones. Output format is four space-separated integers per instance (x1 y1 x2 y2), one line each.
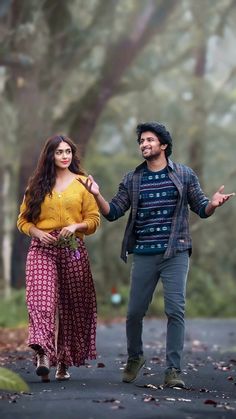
78 175 110 216
204 185 235 216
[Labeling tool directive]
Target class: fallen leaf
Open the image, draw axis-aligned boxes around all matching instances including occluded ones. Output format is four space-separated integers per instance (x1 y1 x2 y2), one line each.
110 405 125 410
204 399 217 406
150 356 161 364
97 362 105 368
136 383 158 390
143 396 156 402
177 398 191 402
92 398 119 403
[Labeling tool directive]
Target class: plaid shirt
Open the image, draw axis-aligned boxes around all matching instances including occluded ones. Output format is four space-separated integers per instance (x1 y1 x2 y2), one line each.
104 159 210 262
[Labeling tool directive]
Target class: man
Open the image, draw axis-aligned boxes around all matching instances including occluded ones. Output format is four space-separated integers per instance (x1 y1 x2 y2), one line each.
80 122 234 387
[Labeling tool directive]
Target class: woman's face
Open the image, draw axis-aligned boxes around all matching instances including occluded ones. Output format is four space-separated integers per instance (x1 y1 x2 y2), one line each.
54 141 72 169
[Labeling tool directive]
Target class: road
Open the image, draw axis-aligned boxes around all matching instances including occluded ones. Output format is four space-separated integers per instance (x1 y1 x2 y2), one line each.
0 318 236 418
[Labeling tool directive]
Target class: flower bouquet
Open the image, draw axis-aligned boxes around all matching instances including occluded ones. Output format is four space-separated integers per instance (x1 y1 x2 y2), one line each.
55 234 80 259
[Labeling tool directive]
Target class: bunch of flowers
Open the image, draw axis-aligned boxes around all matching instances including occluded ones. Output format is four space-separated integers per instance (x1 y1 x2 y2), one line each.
55 234 80 259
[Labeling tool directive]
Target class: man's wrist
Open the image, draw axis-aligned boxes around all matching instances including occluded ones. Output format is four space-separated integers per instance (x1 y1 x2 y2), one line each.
205 201 215 216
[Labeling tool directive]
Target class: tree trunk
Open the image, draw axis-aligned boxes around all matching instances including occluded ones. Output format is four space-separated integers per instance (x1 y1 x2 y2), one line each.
3 0 179 289
66 0 179 156
188 7 208 263
1 169 15 297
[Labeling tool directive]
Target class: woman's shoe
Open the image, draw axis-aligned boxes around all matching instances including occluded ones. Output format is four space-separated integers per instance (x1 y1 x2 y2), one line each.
36 353 50 377
55 363 70 381
41 374 50 383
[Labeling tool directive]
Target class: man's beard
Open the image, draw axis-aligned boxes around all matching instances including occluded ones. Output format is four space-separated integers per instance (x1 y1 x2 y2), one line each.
142 150 162 161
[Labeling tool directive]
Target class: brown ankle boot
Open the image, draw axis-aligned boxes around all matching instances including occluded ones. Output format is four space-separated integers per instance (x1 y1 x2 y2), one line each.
36 353 50 377
55 363 70 381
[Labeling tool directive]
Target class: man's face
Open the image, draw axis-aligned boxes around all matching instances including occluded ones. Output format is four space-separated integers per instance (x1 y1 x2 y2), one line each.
139 131 166 160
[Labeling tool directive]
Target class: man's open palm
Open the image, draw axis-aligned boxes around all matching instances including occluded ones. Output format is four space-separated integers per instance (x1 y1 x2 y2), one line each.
211 185 235 208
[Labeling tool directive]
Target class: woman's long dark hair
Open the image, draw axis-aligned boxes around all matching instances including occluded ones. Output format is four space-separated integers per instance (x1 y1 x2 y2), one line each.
22 134 86 223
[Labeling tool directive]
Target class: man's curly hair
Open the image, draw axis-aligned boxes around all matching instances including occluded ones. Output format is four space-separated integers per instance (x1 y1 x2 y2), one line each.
136 122 173 157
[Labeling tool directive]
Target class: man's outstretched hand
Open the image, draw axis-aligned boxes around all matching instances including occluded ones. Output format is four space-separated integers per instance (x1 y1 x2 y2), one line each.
78 175 100 196
210 185 235 208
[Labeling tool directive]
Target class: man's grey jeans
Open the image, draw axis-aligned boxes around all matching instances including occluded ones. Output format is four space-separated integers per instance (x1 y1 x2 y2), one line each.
126 251 189 371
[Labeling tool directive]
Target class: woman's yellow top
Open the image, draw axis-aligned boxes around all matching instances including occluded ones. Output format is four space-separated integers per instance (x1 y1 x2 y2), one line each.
17 176 100 239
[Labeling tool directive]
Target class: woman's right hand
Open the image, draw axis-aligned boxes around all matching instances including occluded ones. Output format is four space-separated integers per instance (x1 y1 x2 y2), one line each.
78 175 100 196
29 226 57 245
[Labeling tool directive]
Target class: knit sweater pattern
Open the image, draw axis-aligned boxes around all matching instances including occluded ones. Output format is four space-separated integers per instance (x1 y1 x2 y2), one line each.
17 176 100 238
134 167 178 254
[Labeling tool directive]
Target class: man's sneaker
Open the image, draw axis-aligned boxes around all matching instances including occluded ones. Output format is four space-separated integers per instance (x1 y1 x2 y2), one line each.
164 368 185 388
36 353 50 377
122 355 146 383
55 363 70 381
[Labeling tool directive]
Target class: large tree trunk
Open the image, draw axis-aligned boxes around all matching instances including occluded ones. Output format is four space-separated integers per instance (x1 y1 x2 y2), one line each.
66 0 179 156
188 6 208 263
0 95 18 297
10 79 53 286
1 169 16 297
188 43 207 185
1 0 179 290
11 0 178 286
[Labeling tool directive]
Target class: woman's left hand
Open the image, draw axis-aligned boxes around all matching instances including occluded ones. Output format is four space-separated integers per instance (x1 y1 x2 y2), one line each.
59 224 78 238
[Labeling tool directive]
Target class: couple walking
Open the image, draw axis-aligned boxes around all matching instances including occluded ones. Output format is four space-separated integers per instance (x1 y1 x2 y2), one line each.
17 123 234 386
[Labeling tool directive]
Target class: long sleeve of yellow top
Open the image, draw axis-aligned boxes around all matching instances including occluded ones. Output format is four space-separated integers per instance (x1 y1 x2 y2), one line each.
17 176 100 239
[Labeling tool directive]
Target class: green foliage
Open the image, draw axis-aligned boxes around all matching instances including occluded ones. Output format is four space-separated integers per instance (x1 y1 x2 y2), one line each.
56 234 78 250
0 272 236 329
0 367 29 392
0 289 28 327
96 269 236 320
187 265 236 318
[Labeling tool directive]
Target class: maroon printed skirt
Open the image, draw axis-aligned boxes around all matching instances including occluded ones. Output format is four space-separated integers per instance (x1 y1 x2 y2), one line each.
25 232 97 367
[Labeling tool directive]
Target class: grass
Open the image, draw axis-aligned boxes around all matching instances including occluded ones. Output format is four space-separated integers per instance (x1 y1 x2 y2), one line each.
0 285 235 328
0 289 28 328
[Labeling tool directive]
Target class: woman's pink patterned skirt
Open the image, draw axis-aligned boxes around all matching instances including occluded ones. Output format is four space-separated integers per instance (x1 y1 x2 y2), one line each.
25 233 97 367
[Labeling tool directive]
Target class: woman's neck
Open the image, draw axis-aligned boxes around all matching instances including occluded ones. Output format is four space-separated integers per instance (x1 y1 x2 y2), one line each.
55 168 73 179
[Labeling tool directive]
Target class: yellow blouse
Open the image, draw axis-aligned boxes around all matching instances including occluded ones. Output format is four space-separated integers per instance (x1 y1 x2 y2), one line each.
17 176 100 239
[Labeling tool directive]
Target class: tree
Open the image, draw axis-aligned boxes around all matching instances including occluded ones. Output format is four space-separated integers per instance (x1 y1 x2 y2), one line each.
1 0 236 317
0 0 179 292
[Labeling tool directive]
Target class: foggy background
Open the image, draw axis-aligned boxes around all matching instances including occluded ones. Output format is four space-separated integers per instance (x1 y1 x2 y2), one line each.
0 0 236 325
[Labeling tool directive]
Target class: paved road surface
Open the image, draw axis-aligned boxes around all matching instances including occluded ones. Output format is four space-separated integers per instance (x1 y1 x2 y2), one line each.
0 319 236 418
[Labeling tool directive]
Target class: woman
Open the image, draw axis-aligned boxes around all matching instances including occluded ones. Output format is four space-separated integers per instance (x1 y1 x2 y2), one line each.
17 134 100 382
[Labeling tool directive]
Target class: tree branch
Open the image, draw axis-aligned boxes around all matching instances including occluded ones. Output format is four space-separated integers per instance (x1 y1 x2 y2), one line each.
59 0 179 156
